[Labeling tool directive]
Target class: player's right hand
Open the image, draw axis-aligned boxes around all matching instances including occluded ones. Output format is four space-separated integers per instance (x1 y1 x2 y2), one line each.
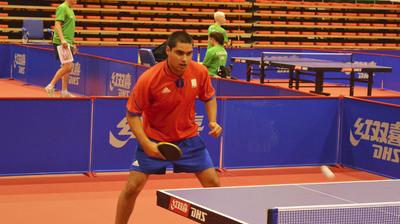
142 141 166 160
208 121 222 138
61 40 68 48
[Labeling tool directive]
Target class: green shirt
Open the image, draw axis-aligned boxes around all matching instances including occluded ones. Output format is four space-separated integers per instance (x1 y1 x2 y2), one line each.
53 2 76 45
207 24 228 49
202 45 227 76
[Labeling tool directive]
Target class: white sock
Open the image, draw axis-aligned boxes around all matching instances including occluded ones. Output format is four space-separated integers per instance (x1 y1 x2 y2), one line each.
46 84 54 89
61 90 69 95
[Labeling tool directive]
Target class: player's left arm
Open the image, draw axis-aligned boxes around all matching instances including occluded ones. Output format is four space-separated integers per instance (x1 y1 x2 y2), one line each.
199 67 222 138
205 97 222 138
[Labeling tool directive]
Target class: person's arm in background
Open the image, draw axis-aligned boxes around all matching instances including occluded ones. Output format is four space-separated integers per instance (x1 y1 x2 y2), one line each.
202 48 214 67
223 30 231 47
54 20 68 48
54 5 68 48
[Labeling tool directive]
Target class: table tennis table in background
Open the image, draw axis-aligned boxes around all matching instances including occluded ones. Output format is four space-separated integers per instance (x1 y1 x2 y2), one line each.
157 180 400 224
231 52 392 96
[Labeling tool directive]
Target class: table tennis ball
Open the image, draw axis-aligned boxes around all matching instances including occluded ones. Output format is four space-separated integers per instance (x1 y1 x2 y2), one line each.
321 165 335 179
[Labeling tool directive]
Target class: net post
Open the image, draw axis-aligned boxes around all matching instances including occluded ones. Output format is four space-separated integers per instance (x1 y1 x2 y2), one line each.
267 208 278 224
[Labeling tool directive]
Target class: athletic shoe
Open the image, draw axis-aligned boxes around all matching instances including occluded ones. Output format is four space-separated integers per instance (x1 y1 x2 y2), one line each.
45 84 55 97
61 91 74 98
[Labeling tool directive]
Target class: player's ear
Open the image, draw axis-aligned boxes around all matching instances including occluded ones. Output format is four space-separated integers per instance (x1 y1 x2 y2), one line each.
166 46 171 56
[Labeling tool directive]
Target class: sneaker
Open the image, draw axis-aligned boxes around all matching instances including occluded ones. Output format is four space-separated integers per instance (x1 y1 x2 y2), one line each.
45 84 55 97
61 91 74 98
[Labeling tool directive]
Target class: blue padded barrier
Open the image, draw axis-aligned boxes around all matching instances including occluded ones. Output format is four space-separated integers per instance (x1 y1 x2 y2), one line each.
0 44 10 78
0 98 91 176
222 97 340 168
106 60 138 97
83 55 109 96
90 98 223 172
9 44 28 82
340 97 400 178
25 46 57 87
91 98 137 172
78 46 138 63
360 97 400 106
218 79 279 96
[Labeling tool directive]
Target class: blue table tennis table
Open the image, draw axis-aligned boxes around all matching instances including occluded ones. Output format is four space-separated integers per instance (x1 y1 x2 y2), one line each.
157 180 400 224
231 53 392 96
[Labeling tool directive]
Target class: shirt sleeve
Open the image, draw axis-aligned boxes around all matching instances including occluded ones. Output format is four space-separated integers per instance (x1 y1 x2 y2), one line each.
223 30 228 42
207 25 213 34
198 69 216 101
55 5 66 22
126 75 151 116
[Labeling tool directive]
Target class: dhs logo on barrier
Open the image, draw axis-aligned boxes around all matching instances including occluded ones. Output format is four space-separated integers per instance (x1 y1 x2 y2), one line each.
109 117 136 149
13 53 26 75
190 207 208 222
350 117 400 164
109 72 132 96
169 197 190 217
68 62 81 86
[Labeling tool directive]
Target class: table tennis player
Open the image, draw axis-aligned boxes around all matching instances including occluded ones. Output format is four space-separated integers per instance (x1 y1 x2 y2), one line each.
115 31 222 224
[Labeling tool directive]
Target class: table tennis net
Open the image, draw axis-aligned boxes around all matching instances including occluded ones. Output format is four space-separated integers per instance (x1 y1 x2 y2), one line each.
268 202 400 224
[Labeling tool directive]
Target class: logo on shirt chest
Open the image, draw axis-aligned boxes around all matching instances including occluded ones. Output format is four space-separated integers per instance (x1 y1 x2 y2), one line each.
191 79 197 88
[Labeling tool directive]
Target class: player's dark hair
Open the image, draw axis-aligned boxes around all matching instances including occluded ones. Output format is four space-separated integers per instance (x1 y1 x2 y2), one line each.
209 32 224 46
167 31 193 49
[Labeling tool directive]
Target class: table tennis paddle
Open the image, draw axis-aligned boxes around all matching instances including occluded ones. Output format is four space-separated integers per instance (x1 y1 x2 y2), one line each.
157 142 182 161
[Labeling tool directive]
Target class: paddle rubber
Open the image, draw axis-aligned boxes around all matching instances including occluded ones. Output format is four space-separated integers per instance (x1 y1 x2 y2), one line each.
157 142 182 161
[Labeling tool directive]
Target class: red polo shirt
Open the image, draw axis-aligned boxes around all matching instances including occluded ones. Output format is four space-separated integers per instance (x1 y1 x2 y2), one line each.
127 60 215 142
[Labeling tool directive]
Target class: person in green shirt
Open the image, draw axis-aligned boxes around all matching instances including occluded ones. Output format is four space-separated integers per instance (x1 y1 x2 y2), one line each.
45 0 77 97
207 11 229 49
202 32 228 76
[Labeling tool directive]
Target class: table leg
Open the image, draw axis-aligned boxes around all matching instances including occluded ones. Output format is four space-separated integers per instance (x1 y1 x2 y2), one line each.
367 72 373 96
260 63 265 84
350 71 355 96
289 69 294 89
246 63 251 82
295 70 300 90
315 71 323 94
